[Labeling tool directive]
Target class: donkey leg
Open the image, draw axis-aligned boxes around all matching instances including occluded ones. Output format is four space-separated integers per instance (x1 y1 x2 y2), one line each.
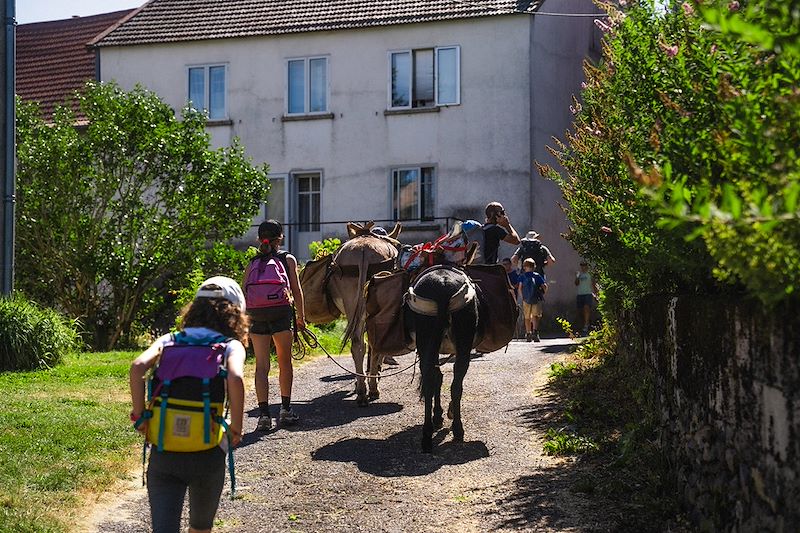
422 380 435 453
367 351 382 402
449 353 470 442
351 337 368 407
432 366 444 430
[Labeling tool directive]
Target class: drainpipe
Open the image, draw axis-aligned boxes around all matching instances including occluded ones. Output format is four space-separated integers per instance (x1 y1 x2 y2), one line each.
1 0 13 295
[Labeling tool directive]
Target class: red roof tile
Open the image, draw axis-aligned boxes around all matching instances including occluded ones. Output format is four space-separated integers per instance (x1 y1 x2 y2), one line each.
17 10 135 118
95 0 541 47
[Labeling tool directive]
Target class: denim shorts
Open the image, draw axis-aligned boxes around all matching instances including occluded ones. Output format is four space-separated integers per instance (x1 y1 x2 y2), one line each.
248 305 293 335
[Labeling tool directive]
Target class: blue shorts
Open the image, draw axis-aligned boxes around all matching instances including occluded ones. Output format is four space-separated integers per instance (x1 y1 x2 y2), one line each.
576 294 593 309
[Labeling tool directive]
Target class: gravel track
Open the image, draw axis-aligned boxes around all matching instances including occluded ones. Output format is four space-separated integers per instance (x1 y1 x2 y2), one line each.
92 337 612 532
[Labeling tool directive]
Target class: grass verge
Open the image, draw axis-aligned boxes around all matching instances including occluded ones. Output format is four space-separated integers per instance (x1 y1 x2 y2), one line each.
543 323 687 530
0 350 140 533
0 321 348 533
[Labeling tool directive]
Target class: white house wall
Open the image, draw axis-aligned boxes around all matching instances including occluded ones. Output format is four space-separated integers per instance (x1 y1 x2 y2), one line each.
98 16 532 254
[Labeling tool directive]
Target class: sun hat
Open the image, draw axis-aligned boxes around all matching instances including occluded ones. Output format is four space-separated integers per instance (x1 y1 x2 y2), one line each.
195 276 246 311
526 230 540 239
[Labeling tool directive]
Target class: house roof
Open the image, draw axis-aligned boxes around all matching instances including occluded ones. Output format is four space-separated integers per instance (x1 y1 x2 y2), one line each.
16 10 135 118
94 0 541 47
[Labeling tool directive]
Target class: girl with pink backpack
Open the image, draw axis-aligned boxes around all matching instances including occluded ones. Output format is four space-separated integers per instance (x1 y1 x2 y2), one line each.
244 219 307 431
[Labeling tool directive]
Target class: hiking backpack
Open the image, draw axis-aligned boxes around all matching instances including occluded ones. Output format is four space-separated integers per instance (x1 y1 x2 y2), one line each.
518 238 548 269
244 251 291 309
134 332 238 494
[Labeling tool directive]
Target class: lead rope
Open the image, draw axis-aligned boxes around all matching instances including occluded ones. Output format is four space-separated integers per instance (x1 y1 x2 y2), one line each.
295 327 418 380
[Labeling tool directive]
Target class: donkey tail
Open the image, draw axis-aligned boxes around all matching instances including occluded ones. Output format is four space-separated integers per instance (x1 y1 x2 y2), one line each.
339 247 371 353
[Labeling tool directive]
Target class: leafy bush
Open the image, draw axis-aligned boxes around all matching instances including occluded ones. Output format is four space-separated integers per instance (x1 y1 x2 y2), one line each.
0 295 81 371
543 0 800 310
308 238 342 261
16 82 270 349
543 427 599 456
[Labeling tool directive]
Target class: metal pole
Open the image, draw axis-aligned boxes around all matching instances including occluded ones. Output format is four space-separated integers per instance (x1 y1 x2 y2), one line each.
0 0 13 294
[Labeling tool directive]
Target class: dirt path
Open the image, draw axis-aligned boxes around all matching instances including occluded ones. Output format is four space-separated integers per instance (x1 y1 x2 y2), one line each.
94 338 612 532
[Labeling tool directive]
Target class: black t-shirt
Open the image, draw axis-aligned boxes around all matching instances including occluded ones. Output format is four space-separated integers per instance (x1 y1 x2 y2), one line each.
482 223 508 264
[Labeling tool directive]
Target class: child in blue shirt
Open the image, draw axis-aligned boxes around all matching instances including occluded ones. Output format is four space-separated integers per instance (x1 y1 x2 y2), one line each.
517 258 547 342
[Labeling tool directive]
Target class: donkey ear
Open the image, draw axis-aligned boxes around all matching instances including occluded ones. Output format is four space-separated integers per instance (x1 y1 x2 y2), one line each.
387 222 402 239
465 241 479 265
347 222 360 239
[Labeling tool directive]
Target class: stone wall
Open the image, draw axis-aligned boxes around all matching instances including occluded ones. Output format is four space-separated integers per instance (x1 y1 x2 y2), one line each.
635 296 799 531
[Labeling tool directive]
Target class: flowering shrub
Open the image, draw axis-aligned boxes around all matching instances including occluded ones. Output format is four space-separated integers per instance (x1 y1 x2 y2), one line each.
543 0 800 308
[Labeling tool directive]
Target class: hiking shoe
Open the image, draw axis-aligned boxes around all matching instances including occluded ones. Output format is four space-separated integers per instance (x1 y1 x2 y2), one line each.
533 331 541 342
256 414 272 432
525 332 533 342
279 408 299 426
256 415 272 432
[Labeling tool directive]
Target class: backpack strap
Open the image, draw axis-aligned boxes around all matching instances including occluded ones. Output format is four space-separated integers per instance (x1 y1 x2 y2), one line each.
156 379 171 452
202 378 212 445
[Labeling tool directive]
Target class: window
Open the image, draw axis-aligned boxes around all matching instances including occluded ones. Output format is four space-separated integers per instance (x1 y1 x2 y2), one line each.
391 167 435 221
187 64 227 120
287 57 329 114
389 46 460 109
294 173 321 231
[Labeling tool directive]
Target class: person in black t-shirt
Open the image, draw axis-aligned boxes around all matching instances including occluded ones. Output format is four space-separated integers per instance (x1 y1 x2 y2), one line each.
482 202 520 264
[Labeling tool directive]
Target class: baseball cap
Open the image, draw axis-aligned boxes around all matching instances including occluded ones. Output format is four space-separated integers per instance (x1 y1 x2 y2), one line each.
195 276 246 312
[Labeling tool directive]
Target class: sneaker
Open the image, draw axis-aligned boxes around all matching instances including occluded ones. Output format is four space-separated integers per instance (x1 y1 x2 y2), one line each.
525 332 533 342
279 408 299 426
256 414 272 432
533 331 541 342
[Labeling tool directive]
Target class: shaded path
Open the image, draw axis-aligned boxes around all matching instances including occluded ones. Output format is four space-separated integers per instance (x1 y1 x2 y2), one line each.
94 337 613 532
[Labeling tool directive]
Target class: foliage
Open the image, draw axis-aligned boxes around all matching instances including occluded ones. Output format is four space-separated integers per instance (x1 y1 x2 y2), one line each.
308 238 342 261
544 323 682 526
0 295 81 371
16 82 270 349
543 0 800 309
158 243 257 332
0 350 139 532
542 427 599 455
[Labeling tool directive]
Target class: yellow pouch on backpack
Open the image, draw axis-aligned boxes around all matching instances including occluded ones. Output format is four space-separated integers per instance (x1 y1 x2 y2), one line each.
146 397 225 452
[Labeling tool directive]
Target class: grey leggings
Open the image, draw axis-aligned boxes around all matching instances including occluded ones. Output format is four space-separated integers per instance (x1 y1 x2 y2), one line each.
147 447 226 532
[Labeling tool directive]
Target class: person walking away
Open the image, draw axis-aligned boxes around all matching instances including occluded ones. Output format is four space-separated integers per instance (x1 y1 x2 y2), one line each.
502 257 525 339
129 276 247 533
482 202 520 264
575 260 598 336
245 219 307 431
512 230 556 276
518 258 547 342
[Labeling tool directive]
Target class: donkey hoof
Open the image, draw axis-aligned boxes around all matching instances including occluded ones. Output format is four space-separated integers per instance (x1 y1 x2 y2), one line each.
432 417 444 430
356 395 369 407
452 432 464 443
367 390 380 402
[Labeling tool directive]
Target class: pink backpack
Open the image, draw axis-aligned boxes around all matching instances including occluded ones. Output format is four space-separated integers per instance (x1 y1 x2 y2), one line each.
244 253 291 309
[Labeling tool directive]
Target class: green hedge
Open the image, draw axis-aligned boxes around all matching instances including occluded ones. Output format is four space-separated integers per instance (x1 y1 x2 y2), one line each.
0 295 81 371
544 0 800 310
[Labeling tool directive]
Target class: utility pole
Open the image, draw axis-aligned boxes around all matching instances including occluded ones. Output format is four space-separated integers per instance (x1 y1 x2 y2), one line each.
0 0 14 294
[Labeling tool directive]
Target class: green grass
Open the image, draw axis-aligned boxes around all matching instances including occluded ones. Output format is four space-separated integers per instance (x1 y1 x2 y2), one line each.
542 427 599 455
0 350 139 533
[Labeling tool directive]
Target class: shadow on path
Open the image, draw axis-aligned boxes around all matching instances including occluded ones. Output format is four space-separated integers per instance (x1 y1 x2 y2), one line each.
239 388 405 449
311 425 489 477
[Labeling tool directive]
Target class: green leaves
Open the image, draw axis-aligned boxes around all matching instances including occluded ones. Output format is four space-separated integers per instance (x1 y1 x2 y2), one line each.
16 82 270 349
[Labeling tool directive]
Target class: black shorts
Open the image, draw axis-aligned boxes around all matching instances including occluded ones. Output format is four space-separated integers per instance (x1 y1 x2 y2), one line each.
576 294 593 309
248 305 293 335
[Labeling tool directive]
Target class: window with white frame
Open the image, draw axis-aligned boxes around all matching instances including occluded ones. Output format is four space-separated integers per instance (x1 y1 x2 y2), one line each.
391 167 435 221
287 57 329 115
187 64 227 120
294 172 321 231
389 46 460 109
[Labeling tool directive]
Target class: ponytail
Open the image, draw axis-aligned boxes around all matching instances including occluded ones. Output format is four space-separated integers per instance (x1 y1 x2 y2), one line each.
259 238 274 255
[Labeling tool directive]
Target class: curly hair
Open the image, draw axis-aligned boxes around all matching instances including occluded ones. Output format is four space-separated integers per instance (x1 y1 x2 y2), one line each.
178 297 250 342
